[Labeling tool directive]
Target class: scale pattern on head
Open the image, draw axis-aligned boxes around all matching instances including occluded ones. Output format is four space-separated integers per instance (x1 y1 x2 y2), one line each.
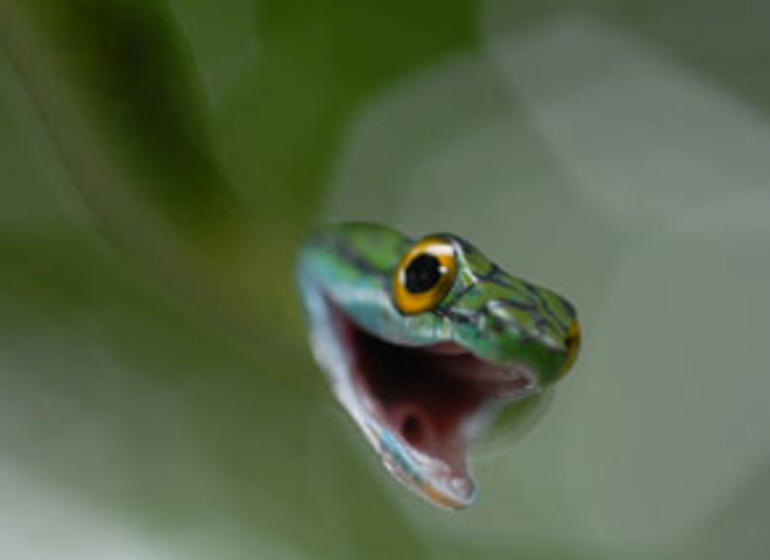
299 222 579 386
433 234 579 383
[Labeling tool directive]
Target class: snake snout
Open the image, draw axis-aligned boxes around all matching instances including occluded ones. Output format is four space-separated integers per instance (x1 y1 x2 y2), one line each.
558 320 581 379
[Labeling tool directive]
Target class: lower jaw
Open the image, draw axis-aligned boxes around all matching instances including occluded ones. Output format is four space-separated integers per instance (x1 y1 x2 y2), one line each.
359 408 478 509
345 333 536 508
324 299 537 508
355 387 541 509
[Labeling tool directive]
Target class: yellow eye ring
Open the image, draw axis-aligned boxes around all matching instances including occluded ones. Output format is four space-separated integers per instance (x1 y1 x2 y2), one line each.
393 237 457 315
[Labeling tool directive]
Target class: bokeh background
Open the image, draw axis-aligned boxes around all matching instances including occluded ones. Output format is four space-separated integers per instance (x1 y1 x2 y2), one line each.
1 0 770 558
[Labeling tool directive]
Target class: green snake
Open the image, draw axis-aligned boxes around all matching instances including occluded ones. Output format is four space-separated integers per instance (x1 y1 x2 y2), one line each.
297 222 580 509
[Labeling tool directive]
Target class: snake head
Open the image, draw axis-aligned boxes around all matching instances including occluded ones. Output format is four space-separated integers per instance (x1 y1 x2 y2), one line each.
435 234 580 387
297 223 580 509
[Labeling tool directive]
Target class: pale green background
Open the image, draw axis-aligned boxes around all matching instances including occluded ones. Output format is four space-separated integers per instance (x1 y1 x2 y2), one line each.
0 1 769 558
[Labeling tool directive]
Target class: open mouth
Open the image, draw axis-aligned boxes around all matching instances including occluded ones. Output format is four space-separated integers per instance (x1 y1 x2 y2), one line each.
327 298 537 507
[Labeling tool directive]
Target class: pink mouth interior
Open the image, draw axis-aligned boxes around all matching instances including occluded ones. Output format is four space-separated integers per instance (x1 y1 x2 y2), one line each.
335 306 533 480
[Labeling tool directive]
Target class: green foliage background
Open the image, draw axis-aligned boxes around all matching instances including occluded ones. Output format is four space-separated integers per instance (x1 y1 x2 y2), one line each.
1 1 769 558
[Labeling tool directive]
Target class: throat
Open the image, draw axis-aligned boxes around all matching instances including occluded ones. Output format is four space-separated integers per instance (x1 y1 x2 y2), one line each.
341 313 534 481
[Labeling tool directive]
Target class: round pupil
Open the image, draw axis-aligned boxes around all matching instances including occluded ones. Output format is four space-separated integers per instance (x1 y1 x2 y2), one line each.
404 253 443 294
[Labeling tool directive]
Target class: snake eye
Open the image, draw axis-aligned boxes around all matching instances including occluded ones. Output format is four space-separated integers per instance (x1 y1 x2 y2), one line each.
393 237 457 315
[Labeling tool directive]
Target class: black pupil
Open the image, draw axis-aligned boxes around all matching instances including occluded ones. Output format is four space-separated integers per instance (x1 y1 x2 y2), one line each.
404 253 443 294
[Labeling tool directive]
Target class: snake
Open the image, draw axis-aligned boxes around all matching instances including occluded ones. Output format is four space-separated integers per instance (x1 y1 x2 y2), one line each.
296 222 580 509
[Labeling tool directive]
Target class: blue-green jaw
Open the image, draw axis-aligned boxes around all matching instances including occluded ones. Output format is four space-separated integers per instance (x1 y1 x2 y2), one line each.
297 223 579 509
